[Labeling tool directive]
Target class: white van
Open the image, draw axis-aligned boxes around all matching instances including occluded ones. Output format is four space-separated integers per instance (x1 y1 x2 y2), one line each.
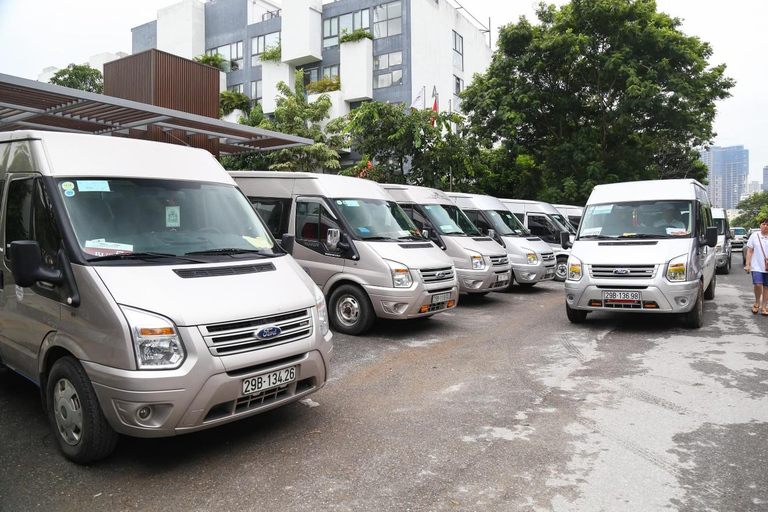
232 172 459 335
561 179 718 328
0 131 332 463
553 204 584 230
711 207 732 274
446 192 556 286
381 184 512 295
499 198 574 281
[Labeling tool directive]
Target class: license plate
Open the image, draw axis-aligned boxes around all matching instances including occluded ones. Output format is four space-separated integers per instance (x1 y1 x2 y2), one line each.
242 366 296 396
545 268 555 276
602 291 641 301
431 292 451 304
496 273 510 282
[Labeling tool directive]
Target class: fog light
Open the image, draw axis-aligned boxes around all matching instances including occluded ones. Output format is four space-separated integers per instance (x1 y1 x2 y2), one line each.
567 294 575 302
137 406 153 420
521 272 536 280
381 301 409 315
677 297 689 307
463 279 483 289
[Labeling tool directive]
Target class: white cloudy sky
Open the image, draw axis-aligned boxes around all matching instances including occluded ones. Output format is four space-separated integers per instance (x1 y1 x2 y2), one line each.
0 0 765 182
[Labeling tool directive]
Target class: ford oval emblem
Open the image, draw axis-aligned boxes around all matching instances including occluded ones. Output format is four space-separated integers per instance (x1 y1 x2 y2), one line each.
613 268 631 275
436 271 447 279
257 326 282 339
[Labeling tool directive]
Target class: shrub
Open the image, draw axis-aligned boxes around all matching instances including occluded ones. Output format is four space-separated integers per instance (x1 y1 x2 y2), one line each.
307 75 341 94
261 44 281 63
339 28 373 44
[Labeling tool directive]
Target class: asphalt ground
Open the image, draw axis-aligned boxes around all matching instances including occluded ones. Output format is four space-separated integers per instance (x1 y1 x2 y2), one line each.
1 263 767 511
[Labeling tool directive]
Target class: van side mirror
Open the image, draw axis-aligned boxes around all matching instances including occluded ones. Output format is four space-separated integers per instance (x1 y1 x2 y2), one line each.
326 228 340 251
704 226 718 248
10 241 64 288
421 228 430 239
280 233 295 255
560 231 572 249
487 229 495 239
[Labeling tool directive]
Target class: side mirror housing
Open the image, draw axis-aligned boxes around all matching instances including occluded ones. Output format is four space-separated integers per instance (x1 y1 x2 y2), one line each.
421 228 430 239
560 231 572 249
280 233 295 255
704 226 718 248
487 229 496 239
10 241 63 288
326 228 340 251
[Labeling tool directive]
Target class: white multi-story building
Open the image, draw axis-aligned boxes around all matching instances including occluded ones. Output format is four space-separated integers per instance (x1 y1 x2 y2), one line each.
131 0 492 118
38 51 129 83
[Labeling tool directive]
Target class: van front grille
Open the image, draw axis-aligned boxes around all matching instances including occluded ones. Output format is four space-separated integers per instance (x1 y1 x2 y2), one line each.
541 252 555 263
420 267 455 284
490 255 509 267
589 265 657 279
199 309 312 356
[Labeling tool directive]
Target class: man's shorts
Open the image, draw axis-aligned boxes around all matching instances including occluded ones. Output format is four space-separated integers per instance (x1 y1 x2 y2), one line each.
751 271 768 286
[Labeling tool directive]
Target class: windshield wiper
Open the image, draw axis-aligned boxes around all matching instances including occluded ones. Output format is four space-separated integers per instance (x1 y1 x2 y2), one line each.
397 234 425 241
185 248 277 257
88 252 207 263
361 236 394 241
578 235 614 240
617 233 675 239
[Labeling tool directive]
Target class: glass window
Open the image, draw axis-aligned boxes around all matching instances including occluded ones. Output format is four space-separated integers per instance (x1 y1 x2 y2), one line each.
454 75 464 96
490 210 529 236
422 204 480 236
579 201 694 240
251 80 262 105
374 51 402 71
303 68 319 87
373 69 403 89
452 30 463 71
228 84 243 94
207 41 243 71
32 180 61 270
373 2 402 39
335 198 422 241
251 32 280 66
296 200 342 252
325 8 370 48
322 64 340 79
5 178 34 259
323 17 339 48
714 218 726 235
249 198 291 239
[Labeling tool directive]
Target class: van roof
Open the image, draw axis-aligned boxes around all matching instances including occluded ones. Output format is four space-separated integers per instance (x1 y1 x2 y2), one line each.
498 198 560 214
711 207 726 218
230 171 392 200
587 179 705 204
380 184 453 204
445 191 507 210
2 130 233 184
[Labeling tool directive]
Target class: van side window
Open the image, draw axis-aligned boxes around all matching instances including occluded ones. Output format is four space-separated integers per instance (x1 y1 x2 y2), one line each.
296 199 340 251
5 179 61 269
465 210 491 233
527 214 553 242
5 178 34 258
32 180 62 269
250 198 290 239
512 212 525 224
400 204 428 231
0 143 11 211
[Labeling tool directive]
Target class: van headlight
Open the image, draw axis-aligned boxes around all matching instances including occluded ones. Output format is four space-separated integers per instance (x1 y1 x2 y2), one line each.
314 285 329 336
715 244 723 253
521 247 538 265
121 307 185 370
469 251 486 270
567 255 582 281
666 254 688 282
385 259 413 288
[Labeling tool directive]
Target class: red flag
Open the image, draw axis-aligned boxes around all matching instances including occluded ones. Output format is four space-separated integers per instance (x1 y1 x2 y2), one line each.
429 98 437 126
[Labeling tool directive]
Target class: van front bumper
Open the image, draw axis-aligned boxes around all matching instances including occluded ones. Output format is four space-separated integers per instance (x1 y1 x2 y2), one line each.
366 282 459 319
564 279 700 313
512 261 556 284
456 267 511 293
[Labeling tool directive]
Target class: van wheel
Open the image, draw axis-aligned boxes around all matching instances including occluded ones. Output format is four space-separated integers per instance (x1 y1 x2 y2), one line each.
565 303 588 323
724 254 731 274
683 284 704 328
704 272 716 300
46 357 118 464
329 284 375 335
554 257 568 282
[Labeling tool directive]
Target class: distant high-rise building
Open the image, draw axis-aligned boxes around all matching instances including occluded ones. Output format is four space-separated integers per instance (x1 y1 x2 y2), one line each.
763 166 768 192
698 145 749 209
749 180 761 194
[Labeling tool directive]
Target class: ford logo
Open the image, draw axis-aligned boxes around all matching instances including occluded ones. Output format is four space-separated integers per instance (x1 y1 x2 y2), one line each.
613 268 631 275
436 271 448 279
256 326 282 339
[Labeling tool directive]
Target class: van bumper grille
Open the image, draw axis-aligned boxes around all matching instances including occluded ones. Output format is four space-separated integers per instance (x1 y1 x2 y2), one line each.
419 266 455 284
589 265 658 279
199 309 312 356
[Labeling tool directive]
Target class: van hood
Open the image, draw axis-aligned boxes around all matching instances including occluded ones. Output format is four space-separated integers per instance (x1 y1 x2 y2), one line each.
445 235 506 257
501 235 553 255
573 238 694 265
365 241 454 269
93 256 316 327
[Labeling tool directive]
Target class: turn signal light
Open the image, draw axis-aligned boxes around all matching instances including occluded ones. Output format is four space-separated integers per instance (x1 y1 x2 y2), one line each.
420 305 429 313
447 300 455 308
139 327 175 336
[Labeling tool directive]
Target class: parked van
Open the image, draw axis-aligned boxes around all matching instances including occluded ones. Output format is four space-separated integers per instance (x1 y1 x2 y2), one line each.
381 184 512 295
446 192 557 287
232 172 459 335
0 131 333 463
711 208 732 274
498 198 574 281
561 179 718 328
553 204 584 230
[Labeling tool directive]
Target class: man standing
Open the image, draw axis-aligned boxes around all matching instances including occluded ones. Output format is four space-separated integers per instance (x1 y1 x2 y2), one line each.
745 218 768 315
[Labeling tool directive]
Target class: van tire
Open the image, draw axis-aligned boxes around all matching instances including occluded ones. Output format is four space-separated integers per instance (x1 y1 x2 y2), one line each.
329 284 375 335
46 357 118 464
719 254 731 274
704 272 716 300
683 284 704 328
565 303 588 323
554 257 568 282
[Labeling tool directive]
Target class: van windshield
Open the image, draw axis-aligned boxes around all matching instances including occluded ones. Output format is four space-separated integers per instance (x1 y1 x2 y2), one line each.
487 210 530 236
56 178 279 261
423 204 481 236
334 198 424 241
714 218 727 235
732 227 746 236
579 200 693 239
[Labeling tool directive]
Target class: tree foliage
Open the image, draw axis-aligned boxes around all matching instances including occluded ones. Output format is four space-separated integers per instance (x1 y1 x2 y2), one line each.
219 90 251 116
49 64 103 93
732 192 768 228
194 53 227 72
461 0 734 204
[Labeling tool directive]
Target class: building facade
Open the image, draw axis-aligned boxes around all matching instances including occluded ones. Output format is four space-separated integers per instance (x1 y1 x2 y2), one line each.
38 51 129 83
698 145 750 209
131 0 492 120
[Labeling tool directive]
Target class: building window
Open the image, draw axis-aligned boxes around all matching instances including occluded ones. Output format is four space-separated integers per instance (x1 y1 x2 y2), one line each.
373 69 403 89
452 31 463 71
228 84 243 94
303 68 319 88
251 32 281 66
322 64 340 79
373 51 402 71
251 80 262 105
454 75 464 96
207 41 244 71
373 2 402 39
324 9 370 48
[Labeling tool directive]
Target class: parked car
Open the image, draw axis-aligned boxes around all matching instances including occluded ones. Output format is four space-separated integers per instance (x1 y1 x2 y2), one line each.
0 131 333 463
712 207 732 274
561 179 718 328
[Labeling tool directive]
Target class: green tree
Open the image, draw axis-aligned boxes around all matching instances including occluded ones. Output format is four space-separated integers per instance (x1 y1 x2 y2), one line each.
461 0 734 204
732 192 768 228
49 64 103 93
219 103 269 171
219 90 252 116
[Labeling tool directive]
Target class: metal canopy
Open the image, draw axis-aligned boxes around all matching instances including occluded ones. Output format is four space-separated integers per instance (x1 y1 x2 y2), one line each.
0 73 312 155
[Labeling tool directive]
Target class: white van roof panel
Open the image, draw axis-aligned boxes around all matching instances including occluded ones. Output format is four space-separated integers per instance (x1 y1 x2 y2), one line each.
381 184 453 204
446 191 507 210
498 198 560 215
232 171 393 200
587 179 705 205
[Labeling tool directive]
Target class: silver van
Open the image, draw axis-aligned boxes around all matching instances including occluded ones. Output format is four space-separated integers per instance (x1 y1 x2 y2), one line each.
499 198 574 281
446 192 556 287
232 172 459 335
711 207 732 274
0 131 332 463
381 184 512 295
561 179 717 328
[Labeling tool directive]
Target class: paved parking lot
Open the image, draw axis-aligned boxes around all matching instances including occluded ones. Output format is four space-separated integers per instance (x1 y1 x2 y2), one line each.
1 269 767 511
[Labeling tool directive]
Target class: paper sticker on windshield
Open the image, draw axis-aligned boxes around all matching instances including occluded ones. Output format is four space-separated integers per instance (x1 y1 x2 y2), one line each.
166 206 180 228
581 227 602 236
591 205 612 215
666 227 687 235
77 180 110 192
84 240 133 257
341 200 359 207
242 236 273 249
357 227 370 234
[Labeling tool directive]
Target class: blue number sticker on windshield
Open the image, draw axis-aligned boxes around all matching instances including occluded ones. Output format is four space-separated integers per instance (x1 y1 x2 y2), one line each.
64 190 75 197
591 205 613 215
77 180 111 192
342 200 359 207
